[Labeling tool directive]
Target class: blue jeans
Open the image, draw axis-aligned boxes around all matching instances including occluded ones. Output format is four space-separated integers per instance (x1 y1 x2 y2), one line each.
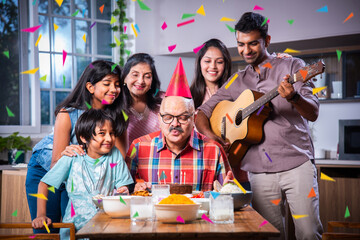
25 151 69 234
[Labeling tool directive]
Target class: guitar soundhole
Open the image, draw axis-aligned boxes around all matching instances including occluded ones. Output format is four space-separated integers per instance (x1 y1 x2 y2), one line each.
235 111 242 125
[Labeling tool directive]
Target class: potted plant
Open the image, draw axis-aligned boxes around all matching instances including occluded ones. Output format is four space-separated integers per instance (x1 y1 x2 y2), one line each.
0 132 32 164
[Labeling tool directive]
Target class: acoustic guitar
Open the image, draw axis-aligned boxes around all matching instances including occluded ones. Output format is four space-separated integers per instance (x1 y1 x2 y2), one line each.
209 60 325 167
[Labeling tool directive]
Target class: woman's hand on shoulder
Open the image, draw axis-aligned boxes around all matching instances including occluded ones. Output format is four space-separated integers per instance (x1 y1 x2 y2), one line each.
32 215 52 229
61 144 85 157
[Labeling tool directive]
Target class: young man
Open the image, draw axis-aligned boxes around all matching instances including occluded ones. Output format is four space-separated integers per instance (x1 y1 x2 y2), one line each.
196 12 323 240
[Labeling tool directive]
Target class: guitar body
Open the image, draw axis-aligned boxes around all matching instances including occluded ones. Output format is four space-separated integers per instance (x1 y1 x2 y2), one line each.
210 89 271 167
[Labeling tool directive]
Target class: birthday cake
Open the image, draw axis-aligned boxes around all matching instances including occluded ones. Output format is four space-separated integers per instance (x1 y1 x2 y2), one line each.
169 184 193 194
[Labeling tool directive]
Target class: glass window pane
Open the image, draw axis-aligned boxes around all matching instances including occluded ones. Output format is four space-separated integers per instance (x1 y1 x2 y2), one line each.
52 17 71 53
52 54 72 89
52 0 70 16
75 20 92 54
41 91 50 125
96 22 112 56
75 0 90 18
38 15 50 52
38 0 48 14
96 0 112 20
76 56 92 82
345 51 360 98
54 91 69 109
39 53 51 88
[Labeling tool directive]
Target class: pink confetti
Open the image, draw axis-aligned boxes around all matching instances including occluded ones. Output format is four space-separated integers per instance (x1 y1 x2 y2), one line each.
29 236 36 239
177 19 195 27
89 63 94 69
256 105 265 116
71 201 75 217
161 21 167 30
168 44 176 52
201 214 214 224
110 163 117 168
101 99 109 105
259 220 268 228
124 26 127 33
253 5 264 10
63 50 67 66
21 24 42 33
97 199 103 204
176 215 185 223
193 44 205 54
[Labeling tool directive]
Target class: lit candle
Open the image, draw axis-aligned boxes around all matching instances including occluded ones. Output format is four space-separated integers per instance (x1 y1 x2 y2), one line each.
170 171 173 184
184 172 186 184
157 171 160 184
180 171 183 184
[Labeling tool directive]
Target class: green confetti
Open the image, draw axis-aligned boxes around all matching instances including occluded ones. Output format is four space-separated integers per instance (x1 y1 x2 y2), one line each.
261 17 269 27
110 16 116 24
344 206 350 218
137 0 151 11
40 75 47 82
182 13 196 19
6 106 15 117
122 110 128 121
153 88 159 97
14 150 24 162
94 158 100 165
71 178 74 192
225 24 235 33
3 51 9 59
130 147 136 158
287 19 294 25
119 196 126 205
48 186 55 193
11 209 18 217
71 9 79 16
111 63 118 72
336 50 342 62
85 101 92 109
132 211 139 218
63 75 66 88
125 50 131 57
159 170 167 180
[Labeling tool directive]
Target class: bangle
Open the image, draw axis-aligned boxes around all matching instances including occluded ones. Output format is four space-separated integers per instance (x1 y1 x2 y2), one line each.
287 91 300 103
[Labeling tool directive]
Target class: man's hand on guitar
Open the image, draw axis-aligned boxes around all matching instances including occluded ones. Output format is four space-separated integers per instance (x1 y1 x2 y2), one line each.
278 75 296 100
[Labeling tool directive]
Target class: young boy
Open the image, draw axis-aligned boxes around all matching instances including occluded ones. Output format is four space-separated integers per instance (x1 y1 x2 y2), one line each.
32 109 133 239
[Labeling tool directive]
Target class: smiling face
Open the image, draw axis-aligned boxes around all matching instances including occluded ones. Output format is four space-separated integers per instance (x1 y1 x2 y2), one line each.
86 74 120 109
81 120 115 159
200 46 225 84
124 62 152 99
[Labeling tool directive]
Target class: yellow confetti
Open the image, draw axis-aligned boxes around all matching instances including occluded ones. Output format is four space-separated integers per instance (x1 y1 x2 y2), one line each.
233 178 247 193
29 193 48 200
110 16 117 25
225 73 238 89
292 214 309 219
220 17 236 22
130 147 136 158
82 34 86 43
196 5 205 16
21 67 39 75
35 34 42 47
43 220 50 233
312 86 327 95
320 172 335 182
48 186 55 193
131 24 138 38
55 0 63 7
114 35 121 46
53 23 59 31
284 48 300 53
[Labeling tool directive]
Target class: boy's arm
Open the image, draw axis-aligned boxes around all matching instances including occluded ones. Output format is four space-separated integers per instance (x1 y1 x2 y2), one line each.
32 181 52 229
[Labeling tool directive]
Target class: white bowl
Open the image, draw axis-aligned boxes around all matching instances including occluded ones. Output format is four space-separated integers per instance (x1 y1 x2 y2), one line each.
225 191 253 210
155 204 201 223
102 196 131 218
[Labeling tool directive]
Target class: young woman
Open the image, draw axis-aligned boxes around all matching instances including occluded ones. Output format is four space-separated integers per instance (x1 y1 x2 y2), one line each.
25 60 126 233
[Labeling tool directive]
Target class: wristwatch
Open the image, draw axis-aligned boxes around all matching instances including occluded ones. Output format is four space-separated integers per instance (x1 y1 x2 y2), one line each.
287 91 300 103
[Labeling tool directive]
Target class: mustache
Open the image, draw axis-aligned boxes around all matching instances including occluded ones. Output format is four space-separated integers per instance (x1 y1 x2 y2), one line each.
169 126 184 133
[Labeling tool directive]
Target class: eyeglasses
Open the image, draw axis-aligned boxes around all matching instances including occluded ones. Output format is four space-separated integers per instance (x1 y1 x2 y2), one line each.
159 113 193 124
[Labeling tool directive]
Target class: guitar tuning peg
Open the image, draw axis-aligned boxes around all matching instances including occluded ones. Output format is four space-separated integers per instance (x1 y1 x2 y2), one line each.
312 78 317 82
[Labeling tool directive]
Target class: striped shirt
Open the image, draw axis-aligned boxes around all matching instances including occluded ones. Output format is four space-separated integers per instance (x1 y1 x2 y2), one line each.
125 130 231 191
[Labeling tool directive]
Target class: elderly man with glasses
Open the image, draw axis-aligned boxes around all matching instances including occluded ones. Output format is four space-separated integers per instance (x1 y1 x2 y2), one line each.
125 58 232 192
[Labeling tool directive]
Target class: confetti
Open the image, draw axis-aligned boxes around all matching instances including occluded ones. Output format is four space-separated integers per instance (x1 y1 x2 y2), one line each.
220 17 235 22
177 19 195 27
133 211 139 218
130 146 136 158
29 193 48 200
63 75 66 88
29 236 36 239
131 23 138 37
15 150 24 161
161 21 167 30
122 110 128 121
233 143 242 155
343 12 354 23
40 75 47 82
182 13 196 19
210 191 220 199
110 16 117 25
3 50 9 58
270 199 281 205
71 201 75 217
89 63 94 69
134 23 140 33
316 5 328 12
32 0 36 6
82 9 86 17
153 88 159 97
261 17 269 27
6 106 15 117
53 23 59 31
110 163 117 168
99 4 104 14
160 171 167 180
259 220 268 228
120 196 126 205
97 199 102 204
201 214 213 224
320 172 335 182
233 178 247 193
196 5 205 16
225 24 235 33
265 152 272 162
312 86 327 95
336 50 342 62
193 44 205 54
55 0 63 7
225 113 233 124
263 62 272 69
48 186 55 193
176 215 185 223
82 34 86 43
21 67 39 74
168 44 176 52
111 63 118 72
124 26 127 33
71 178 74 192
34 34 42 47
344 206 350 218
90 22 96 29
253 5 264 10
307 187 316 198
71 9 79 17
299 69 308 80
292 214 308 219
94 159 100 165
125 50 131 56
63 50 67 66
284 48 300 53
288 19 294 25
85 101 92 109
256 105 265 116
225 73 238 89
12 209 18 217
21 24 42 33
137 0 151 11
43 221 50 233
114 36 121 46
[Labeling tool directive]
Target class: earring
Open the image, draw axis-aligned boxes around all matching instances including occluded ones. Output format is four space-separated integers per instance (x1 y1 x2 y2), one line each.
123 83 127 86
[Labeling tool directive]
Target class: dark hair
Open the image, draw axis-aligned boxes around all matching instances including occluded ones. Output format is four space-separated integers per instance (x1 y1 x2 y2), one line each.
235 12 268 39
75 109 116 149
120 53 162 111
190 39 231 109
55 60 126 136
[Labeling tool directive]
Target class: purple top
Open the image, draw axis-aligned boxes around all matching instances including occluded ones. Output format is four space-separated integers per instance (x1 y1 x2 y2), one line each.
198 55 319 173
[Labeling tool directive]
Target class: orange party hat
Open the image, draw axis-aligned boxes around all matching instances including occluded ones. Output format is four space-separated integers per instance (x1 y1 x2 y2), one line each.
165 58 192 98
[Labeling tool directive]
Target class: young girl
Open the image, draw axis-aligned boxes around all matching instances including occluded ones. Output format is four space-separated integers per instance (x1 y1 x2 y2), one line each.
26 60 127 233
32 109 133 239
